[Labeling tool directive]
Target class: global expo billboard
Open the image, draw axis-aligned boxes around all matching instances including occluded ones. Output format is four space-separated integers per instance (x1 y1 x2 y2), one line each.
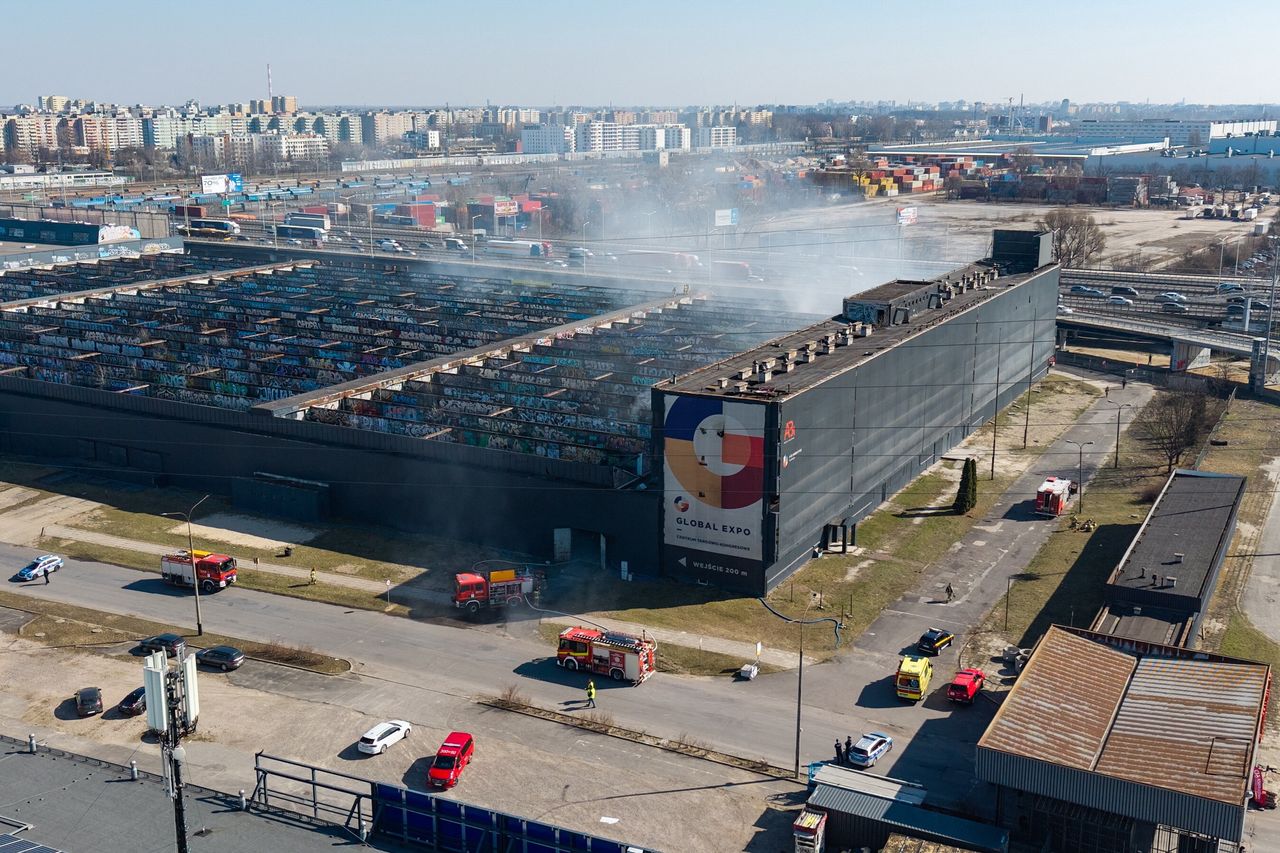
662 395 765 562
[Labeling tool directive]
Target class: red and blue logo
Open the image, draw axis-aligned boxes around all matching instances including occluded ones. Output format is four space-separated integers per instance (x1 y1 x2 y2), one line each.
664 397 763 510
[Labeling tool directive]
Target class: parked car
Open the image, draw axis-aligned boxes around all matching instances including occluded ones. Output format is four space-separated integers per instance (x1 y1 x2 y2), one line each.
917 627 955 656
846 732 894 768
1157 292 1188 303
138 633 186 657
947 669 987 704
1107 296 1134 307
427 732 475 788
16 554 63 581
358 720 412 755
195 645 245 671
1110 286 1138 296
74 687 103 717
118 686 146 716
1161 302 1189 314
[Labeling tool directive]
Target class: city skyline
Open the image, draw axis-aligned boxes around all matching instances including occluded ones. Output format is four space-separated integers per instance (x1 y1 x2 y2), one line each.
8 0 1280 108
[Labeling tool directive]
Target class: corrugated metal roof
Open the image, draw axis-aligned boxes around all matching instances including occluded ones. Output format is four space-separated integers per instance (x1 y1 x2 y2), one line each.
978 628 1136 769
807 785 1008 853
1095 656 1268 803
979 627 1269 806
810 764 926 805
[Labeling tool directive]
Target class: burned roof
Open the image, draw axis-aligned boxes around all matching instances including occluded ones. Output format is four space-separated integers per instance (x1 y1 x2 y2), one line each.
979 626 1269 805
1107 470 1245 601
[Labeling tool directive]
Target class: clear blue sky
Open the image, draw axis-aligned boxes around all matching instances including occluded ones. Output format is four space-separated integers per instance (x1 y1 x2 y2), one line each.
7 0 1279 108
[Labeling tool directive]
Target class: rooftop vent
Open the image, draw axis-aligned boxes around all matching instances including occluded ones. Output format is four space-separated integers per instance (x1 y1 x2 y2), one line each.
1165 576 1177 589
1173 552 1184 564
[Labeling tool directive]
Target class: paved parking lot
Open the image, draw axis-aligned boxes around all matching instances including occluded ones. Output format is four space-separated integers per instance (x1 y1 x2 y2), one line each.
0 614 800 853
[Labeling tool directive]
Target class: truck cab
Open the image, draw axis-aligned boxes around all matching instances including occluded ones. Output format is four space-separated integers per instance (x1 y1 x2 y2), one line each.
895 655 933 702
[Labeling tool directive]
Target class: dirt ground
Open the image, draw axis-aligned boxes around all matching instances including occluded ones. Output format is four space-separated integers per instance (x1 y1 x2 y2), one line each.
916 199 1278 268
0 617 799 853
167 512 322 550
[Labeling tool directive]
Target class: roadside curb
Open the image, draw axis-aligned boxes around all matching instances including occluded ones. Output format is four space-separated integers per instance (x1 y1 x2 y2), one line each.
478 696 802 785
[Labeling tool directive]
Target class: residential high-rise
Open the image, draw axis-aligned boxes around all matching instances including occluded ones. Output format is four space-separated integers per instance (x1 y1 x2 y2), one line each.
695 126 737 148
521 123 575 154
271 95 298 115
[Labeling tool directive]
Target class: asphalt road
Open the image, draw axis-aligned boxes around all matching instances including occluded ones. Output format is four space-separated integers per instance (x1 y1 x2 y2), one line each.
1 543 988 810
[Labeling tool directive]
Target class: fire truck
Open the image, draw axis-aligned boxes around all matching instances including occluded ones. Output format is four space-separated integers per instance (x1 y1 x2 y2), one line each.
160 550 237 593
1034 476 1078 517
453 567 542 614
556 626 657 683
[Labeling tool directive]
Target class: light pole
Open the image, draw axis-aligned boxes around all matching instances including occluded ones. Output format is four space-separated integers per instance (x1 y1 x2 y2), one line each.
793 597 816 779
1104 401 1132 469
471 215 482 264
1264 235 1280 387
641 210 657 241
1064 439 1094 510
161 494 210 637
581 220 591 272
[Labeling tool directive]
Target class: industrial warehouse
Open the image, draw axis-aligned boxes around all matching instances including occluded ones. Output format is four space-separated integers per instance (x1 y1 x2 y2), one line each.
977 626 1272 853
0 229 1056 593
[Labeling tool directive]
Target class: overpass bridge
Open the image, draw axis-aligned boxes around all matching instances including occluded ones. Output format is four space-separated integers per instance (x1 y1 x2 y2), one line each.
1058 267 1279 383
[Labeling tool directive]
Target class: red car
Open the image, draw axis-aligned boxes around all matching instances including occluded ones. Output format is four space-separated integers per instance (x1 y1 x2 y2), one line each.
427 732 475 788
947 668 986 704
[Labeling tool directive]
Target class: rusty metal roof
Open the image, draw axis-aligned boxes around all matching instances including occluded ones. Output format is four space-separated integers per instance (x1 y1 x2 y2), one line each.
980 628 1135 770
979 626 1269 805
1095 655 1268 803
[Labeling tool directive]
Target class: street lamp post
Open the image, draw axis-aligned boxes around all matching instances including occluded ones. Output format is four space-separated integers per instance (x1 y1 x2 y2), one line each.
161 494 211 637
1104 401 1132 469
471 215 482 264
641 210 657 242
1064 439 1094 510
1264 235 1280 386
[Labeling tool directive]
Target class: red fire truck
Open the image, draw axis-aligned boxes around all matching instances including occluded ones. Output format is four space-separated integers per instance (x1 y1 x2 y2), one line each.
556 626 657 683
160 550 237 593
1034 476 1078 517
453 567 541 614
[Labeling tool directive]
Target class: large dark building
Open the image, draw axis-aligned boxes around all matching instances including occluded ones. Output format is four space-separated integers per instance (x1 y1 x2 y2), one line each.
654 231 1058 592
0 231 1056 593
1091 469 1246 646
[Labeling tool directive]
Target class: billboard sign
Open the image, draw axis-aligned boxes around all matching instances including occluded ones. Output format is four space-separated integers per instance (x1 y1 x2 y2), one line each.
200 173 243 194
896 206 918 226
493 199 519 216
663 395 765 561
714 208 739 228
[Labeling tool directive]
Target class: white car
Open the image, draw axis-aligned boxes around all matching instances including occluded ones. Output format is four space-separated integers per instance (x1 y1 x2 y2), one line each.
358 720 412 755
1107 296 1134 307
1057 304 1075 315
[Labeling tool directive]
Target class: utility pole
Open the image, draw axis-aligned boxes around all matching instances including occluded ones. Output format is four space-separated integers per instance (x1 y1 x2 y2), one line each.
793 620 804 779
1023 308 1037 448
991 330 1003 480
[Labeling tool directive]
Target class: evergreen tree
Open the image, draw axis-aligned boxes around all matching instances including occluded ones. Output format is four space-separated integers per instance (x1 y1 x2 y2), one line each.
954 457 978 514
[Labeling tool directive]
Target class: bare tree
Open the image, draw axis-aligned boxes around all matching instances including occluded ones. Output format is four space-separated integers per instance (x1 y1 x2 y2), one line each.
1007 146 1043 176
1134 388 1211 473
1037 208 1107 268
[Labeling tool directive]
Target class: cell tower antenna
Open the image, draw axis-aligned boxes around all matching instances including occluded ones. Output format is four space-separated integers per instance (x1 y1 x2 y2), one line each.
267 63 273 101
